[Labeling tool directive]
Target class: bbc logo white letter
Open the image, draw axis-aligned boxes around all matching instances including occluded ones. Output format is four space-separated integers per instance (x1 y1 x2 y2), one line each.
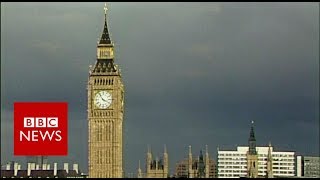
47 117 58 127
35 117 47 127
24 117 34 127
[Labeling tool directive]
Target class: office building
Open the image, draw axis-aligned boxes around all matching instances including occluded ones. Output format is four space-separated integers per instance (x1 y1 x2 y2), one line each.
296 155 320 178
217 122 295 178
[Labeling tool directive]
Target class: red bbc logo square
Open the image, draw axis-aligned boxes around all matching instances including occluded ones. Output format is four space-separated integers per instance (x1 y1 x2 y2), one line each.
14 102 68 156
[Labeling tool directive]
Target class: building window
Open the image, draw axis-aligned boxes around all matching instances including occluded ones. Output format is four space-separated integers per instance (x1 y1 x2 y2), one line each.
97 123 102 142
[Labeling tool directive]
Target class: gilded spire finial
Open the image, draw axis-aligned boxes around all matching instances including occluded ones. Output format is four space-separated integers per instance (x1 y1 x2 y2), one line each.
104 3 108 16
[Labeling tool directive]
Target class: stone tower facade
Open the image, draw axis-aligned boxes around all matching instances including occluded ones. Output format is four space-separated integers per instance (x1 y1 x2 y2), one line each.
88 3 124 178
144 146 168 178
266 142 273 178
137 160 143 178
247 121 258 178
205 145 210 178
187 146 211 178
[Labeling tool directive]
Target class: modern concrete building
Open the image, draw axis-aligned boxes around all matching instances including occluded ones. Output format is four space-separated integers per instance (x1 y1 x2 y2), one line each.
217 146 295 178
296 156 320 178
303 156 320 178
88 3 125 178
217 122 295 178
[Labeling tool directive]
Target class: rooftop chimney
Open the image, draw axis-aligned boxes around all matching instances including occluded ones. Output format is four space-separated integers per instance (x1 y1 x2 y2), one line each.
27 163 31 177
14 163 18 177
64 163 69 174
73 164 79 174
31 163 36 170
6 163 10 170
54 163 57 176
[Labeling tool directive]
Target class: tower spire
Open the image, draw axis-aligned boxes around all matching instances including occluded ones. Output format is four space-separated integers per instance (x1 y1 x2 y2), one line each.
248 121 257 155
249 121 256 141
198 150 205 177
137 160 142 178
148 145 151 154
99 2 111 45
163 144 169 177
205 145 208 155
268 141 272 159
188 145 193 178
266 141 273 178
205 145 210 178
138 160 141 170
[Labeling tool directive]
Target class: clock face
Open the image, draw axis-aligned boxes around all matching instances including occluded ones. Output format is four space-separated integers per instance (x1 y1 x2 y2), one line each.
94 90 112 109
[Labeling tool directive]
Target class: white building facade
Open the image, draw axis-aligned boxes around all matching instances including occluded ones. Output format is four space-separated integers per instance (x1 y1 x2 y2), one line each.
296 156 302 177
296 155 320 178
217 146 295 178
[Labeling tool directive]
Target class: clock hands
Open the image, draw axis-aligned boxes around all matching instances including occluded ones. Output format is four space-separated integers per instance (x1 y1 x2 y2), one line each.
99 92 111 102
99 93 107 102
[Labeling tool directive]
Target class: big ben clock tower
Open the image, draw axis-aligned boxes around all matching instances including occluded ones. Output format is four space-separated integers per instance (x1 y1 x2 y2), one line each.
88 3 124 178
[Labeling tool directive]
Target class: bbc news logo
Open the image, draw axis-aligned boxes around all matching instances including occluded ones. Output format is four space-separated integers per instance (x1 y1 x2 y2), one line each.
14 102 68 156
21 117 62 142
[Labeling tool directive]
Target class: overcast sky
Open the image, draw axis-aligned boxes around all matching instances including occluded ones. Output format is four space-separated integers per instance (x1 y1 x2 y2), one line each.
1 2 319 176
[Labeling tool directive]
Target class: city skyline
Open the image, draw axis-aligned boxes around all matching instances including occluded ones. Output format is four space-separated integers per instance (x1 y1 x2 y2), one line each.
1 2 319 175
